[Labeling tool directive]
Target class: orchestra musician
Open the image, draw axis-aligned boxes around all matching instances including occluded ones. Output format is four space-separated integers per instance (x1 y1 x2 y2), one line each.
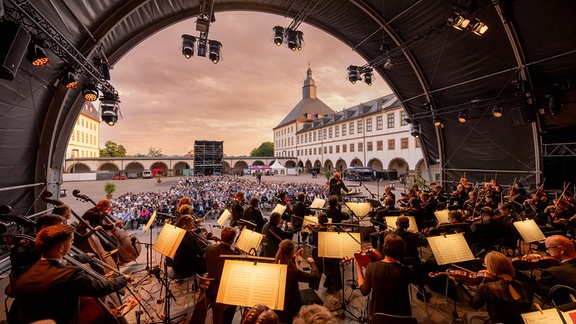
274 239 319 323
292 192 311 244
242 197 266 233
536 235 576 303
450 251 532 324
275 191 294 225
450 184 469 210
470 207 505 254
261 212 293 258
325 195 349 224
369 197 399 249
355 233 417 321
309 213 342 294
9 224 130 324
381 185 396 204
229 191 246 228
166 215 206 279
328 172 350 198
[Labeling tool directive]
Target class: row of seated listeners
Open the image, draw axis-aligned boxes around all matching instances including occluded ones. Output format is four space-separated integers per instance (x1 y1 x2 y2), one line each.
240 303 337 324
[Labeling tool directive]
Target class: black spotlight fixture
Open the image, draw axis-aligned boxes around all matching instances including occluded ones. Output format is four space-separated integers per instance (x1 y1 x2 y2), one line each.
347 65 360 84
26 43 49 67
469 18 488 36
433 117 442 127
296 31 304 51
286 29 299 51
492 106 503 118
447 12 470 30
62 70 78 89
197 39 207 57
362 67 373 86
273 26 284 46
82 83 99 102
383 58 394 70
100 91 120 126
410 124 420 138
208 40 222 64
458 112 467 123
182 34 196 59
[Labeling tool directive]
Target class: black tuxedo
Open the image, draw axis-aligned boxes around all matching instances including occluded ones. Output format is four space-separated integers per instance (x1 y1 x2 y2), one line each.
539 258 576 302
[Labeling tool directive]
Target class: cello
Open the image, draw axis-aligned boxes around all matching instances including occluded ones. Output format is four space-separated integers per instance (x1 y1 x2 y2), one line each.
73 190 141 264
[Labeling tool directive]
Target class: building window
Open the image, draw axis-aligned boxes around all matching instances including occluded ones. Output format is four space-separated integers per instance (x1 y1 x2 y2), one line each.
349 122 354 135
376 140 383 151
313 132 316 142
401 111 408 126
367 141 373 151
357 120 363 133
314 148 317 154
309 148 312 155
323 129 327 140
358 142 363 152
415 137 421 148
366 118 372 132
335 125 339 137
376 116 383 130
350 143 355 152
342 124 347 136
343 145 347 153
328 127 333 138
324 147 327 154
388 139 395 150
336 145 340 153
401 137 409 149
329 146 333 154
387 113 395 128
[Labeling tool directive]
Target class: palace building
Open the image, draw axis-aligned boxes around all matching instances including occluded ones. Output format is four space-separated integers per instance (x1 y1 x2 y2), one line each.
67 101 101 159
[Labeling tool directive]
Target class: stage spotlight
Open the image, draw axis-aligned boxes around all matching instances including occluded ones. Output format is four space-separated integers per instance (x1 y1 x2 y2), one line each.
458 112 467 123
492 106 503 118
383 58 394 70
410 124 420 138
209 40 222 64
273 26 284 46
62 70 78 89
296 31 304 51
469 19 488 36
447 13 470 30
362 67 373 86
286 29 298 51
347 65 360 84
197 40 207 57
433 117 442 127
82 83 99 102
181 34 196 59
100 91 120 126
26 43 49 67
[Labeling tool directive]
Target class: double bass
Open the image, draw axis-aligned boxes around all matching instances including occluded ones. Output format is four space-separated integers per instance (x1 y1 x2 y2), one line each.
73 190 141 264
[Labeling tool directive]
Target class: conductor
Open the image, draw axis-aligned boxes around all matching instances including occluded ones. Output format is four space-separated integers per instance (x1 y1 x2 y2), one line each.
328 172 351 197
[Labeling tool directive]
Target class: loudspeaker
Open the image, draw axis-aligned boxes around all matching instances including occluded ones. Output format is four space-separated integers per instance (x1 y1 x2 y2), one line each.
0 20 31 81
511 106 535 126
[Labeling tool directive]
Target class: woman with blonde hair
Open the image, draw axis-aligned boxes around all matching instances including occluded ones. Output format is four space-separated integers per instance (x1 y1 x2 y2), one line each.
453 251 533 324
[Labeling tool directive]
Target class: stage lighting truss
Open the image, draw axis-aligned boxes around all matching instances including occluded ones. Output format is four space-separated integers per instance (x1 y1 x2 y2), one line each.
347 65 374 86
100 91 121 126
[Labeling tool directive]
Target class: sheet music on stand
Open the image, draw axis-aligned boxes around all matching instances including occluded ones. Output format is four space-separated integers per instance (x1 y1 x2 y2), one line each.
514 219 546 243
303 216 332 227
385 216 419 232
317 231 361 259
427 233 475 265
561 307 576 323
217 259 287 310
344 202 372 218
310 198 326 209
434 209 450 224
521 308 564 324
236 228 264 255
143 210 157 233
218 209 232 227
152 224 186 259
271 204 287 215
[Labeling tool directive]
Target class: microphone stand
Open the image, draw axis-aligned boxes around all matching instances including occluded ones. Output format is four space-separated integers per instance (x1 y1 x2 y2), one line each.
362 182 377 200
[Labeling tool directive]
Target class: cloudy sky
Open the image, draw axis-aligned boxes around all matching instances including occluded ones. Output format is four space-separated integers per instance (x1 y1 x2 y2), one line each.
103 11 391 157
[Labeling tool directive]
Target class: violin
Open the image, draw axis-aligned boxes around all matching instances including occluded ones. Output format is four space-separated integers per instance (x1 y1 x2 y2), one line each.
429 269 497 286
354 248 383 268
511 253 560 270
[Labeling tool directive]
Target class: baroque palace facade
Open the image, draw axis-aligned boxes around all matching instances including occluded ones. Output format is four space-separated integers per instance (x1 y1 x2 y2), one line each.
273 67 425 177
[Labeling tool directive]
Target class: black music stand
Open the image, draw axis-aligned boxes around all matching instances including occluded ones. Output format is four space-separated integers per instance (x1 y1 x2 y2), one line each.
133 211 158 276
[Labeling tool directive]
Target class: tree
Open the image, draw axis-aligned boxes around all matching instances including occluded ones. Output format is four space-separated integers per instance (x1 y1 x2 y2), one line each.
147 147 164 157
100 140 127 157
250 142 274 157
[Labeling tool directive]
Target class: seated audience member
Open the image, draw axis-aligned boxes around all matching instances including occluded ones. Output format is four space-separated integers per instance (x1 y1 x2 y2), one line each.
453 251 533 324
292 304 337 324
255 310 279 324
537 235 576 303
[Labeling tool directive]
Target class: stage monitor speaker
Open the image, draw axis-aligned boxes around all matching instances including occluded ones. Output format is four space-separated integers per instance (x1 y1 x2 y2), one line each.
0 21 31 81
511 106 535 126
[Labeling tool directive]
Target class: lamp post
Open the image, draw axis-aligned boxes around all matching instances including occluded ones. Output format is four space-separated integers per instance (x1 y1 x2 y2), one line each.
72 149 78 174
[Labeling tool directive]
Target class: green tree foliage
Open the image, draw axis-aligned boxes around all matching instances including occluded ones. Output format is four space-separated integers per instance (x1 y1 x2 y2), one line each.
250 142 274 157
147 147 164 157
100 140 127 157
